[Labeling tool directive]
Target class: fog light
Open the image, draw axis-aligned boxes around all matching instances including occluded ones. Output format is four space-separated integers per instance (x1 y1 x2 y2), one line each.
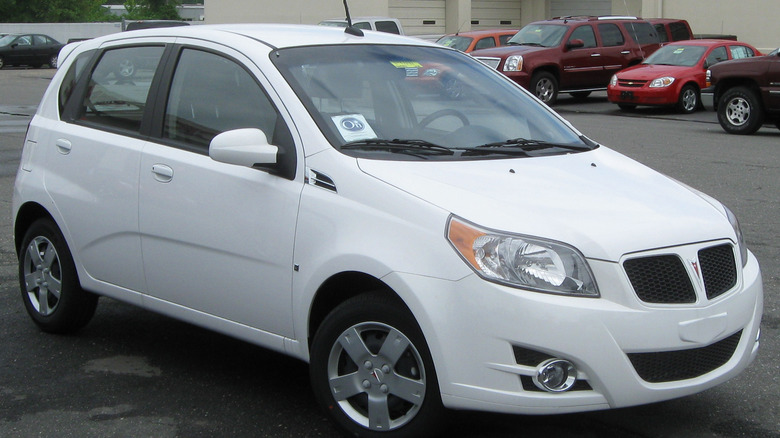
533 359 577 392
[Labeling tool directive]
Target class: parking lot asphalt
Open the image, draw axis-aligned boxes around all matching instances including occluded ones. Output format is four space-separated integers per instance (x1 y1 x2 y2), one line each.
0 67 778 438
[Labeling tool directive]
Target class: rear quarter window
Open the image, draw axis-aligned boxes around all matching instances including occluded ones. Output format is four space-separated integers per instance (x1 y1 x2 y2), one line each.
375 21 401 34
624 22 660 45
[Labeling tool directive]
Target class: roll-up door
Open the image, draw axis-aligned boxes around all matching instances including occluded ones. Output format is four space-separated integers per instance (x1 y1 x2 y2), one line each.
550 0 612 18
389 0 446 36
471 0 522 30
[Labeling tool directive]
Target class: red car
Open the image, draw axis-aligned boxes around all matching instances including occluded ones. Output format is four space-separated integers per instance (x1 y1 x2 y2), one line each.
436 29 518 52
607 40 760 113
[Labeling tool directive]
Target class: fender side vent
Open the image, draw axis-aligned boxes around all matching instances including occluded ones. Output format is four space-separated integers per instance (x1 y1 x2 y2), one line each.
305 168 337 193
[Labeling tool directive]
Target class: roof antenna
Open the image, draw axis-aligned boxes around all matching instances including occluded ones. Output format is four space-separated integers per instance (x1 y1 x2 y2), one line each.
343 0 364 36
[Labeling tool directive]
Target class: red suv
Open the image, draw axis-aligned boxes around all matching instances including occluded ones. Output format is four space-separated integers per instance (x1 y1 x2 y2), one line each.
472 16 661 104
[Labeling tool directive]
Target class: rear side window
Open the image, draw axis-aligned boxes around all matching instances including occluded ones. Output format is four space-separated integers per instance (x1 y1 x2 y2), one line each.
669 22 691 41
568 25 596 48
625 22 659 45
58 51 93 116
730 45 755 59
654 24 668 43
80 46 165 132
375 21 401 34
598 23 625 47
163 48 286 152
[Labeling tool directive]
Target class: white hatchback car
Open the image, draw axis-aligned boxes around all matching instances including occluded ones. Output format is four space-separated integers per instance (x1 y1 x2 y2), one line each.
13 24 763 437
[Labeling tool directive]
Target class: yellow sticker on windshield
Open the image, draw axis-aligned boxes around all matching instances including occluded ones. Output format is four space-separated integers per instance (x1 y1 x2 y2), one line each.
673 48 685 54
391 61 423 68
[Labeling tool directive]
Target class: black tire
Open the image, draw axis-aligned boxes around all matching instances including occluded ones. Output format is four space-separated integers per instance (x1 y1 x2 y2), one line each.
310 292 445 437
717 86 764 135
570 91 591 100
18 219 98 334
676 84 699 114
530 71 558 105
618 103 636 111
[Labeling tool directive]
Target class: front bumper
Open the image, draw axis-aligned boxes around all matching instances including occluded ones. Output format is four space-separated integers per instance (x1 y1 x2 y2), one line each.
389 247 763 415
701 86 716 111
607 86 678 106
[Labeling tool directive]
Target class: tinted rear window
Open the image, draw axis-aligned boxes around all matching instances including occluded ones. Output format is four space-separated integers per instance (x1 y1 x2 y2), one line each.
669 22 691 41
624 22 660 45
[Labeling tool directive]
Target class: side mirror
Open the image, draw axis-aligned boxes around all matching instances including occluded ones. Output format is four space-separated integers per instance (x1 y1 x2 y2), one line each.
209 128 278 168
567 39 585 50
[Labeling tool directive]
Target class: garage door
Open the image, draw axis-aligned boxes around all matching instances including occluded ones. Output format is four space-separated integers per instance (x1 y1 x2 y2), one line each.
472 0 522 30
550 0 612 18
389 0 446 36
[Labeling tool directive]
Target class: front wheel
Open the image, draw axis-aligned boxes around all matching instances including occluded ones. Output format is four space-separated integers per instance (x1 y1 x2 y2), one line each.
530 71 558 105
310 293 445 437
676 84 699 114
717 86 764 134
19 219 98 333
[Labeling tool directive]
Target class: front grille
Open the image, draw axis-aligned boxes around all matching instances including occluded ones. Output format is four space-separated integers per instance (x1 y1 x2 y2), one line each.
699 244 737 299
628 331 742 383
617 79 648 87
624 255 696 304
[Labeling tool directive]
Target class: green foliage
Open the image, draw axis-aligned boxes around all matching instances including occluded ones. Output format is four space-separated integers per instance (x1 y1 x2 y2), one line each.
0 0 184 22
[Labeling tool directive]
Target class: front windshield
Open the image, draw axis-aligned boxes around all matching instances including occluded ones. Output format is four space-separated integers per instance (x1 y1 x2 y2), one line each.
436 35 473 52
643 44 706 67
272 44 591 160
507 24 567 48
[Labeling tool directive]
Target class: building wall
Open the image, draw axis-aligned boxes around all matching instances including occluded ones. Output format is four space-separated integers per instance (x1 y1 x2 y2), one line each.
205 0 779 51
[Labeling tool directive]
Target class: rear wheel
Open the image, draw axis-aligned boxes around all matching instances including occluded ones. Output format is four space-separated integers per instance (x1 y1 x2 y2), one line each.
717 86 764 134
676 84 699 114
19 219 98 333
310 292 444 437
530 71 558 105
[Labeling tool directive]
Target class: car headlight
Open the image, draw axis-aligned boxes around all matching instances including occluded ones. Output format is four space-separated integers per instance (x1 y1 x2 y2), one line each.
649 77 675 87
724 205 749 267
503 55 523 72
609 74 618 87
447 216 599 297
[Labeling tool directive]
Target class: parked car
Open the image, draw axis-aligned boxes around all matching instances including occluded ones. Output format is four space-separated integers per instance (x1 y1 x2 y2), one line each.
471 16 661 104
607 39 759 113
318 16 404 35
436 29 518 52
649 18 693 44
701 48 780 134
14 24 762 438
0 33 63 69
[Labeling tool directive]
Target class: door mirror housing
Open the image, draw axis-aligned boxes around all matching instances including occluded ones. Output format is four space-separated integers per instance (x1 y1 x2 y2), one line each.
566 39 585 50
209 128 278 168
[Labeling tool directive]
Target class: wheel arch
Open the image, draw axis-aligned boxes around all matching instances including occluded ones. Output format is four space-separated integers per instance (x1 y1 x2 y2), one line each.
714 77 761 107
14 202 56 256
307 271 407 351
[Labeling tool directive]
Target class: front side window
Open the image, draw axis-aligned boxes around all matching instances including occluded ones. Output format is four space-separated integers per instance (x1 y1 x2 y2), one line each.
15 35 32 46
80 46 165 133
273 44 591 161
164 48 285 152
568 25 596 49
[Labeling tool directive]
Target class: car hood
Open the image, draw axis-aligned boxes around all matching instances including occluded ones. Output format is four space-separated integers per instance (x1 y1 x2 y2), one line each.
357 147 734 261
471 44 550 58
617 64 699 80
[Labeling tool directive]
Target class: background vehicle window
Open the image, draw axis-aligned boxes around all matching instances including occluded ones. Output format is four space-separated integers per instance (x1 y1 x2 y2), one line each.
568 25 596 48
80 46 164 132
730 45 755 59
625 22 660 44
33 35 48 45
474 37 496 50
164 49 284 151
598 23 625 47
375 21 401 34
654 24 668 43
705 46 729 67
16 35 32 46
59 50 94 116
498 34 514 45
669 22 691 41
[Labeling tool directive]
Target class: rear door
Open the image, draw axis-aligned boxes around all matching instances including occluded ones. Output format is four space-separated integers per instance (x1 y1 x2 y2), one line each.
766 54 780 110
596 23 630 82
138 42 303 339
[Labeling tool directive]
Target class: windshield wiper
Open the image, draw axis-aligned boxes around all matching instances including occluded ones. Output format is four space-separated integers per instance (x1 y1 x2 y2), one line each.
341 139 455 156
470 138 592 153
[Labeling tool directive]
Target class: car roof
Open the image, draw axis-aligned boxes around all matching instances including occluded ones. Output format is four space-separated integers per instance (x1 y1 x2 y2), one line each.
665 39 751 47
74 23 428 50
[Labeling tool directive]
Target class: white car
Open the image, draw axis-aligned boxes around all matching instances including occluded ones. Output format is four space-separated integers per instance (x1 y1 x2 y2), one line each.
13 24 763 437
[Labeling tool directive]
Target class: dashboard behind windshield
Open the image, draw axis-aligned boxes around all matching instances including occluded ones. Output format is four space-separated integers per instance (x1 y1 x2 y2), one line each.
272 44 588 160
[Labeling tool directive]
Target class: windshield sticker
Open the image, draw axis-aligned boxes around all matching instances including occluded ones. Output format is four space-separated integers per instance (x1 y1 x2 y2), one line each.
673 48 685 54
332 114 378 142
391 61 423 69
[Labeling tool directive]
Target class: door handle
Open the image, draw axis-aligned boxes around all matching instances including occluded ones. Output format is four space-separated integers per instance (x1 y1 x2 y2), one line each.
55 138 72 154
591 53 601 57
621 50 631 54
151 164 174 183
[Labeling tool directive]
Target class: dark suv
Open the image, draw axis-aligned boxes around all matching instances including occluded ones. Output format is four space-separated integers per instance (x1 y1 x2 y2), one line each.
702 48 780 134
472 16 661 104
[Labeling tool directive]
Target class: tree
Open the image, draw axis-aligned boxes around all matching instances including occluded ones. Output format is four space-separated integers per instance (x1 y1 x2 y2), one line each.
123 0 181 20
0 0 115 22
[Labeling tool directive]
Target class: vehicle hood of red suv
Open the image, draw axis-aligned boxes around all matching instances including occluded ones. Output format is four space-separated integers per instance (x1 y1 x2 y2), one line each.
711 54 772 75
616 63 699 80
471 44 551 58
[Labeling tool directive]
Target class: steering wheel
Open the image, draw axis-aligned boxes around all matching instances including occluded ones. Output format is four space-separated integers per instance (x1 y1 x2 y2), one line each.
416 109 470 132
